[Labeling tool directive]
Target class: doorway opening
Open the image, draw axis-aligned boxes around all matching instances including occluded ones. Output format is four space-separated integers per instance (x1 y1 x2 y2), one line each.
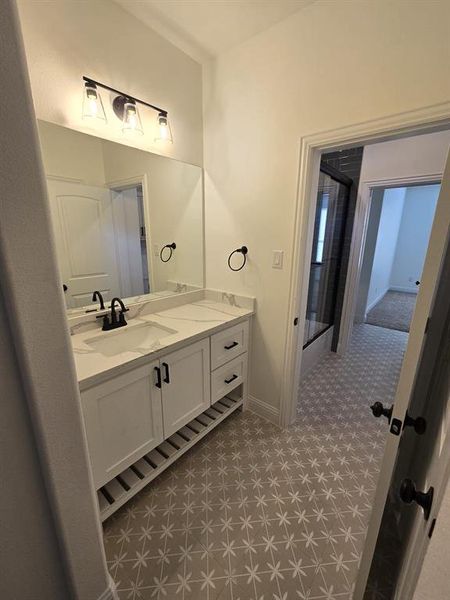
111 182 151 297
288 124 450 600
356 183 440 334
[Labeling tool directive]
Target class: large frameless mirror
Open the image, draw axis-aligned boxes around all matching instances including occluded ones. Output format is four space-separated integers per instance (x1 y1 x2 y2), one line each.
37 121 204 313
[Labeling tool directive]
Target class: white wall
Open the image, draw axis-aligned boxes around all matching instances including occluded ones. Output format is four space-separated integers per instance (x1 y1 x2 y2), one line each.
204 0 450 414
366 187 406 310
1 1 110 597
390 185 440 293
17 0 203 166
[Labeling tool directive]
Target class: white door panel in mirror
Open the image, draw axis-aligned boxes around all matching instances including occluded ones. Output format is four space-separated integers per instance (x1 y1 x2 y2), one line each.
38 120 204 313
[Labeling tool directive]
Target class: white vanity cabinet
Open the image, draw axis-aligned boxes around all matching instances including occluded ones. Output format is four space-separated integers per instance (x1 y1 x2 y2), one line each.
160 338 210 437
81 361 164 489
79 316 251 520
81 338 210 489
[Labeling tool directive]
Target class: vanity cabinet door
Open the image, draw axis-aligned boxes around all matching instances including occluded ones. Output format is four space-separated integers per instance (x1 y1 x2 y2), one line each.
161 338 211 437
81 361 163 489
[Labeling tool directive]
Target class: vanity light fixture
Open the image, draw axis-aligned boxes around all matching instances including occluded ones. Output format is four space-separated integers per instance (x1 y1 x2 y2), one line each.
82 76 172 141
155 112 173 143
82 81 107 122
121 98 144 135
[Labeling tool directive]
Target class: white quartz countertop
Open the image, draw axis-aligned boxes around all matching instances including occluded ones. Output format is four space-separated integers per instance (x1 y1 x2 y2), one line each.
72 299 253 390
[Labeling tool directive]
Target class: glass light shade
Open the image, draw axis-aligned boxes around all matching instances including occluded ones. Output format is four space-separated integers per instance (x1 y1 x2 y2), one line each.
155 112 173 143
82 82 106 122
122 99 144 135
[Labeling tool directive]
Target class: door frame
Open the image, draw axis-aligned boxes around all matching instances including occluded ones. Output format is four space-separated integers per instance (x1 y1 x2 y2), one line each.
280 101 450 429
106 173 156 294
338 173 442 352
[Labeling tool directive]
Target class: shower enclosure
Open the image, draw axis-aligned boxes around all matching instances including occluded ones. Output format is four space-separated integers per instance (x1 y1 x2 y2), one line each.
303 165 351 347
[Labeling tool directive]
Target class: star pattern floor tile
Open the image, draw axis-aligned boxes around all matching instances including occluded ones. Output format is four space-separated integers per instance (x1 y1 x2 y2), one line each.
103 324 408 599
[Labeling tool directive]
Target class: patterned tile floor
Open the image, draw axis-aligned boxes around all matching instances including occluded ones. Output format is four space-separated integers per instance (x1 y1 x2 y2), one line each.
103 324 408 599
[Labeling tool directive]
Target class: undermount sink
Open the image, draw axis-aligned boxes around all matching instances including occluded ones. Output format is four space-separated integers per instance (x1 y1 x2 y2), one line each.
85 321 177 357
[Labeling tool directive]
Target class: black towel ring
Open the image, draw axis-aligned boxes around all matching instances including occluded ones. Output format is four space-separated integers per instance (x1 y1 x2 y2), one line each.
160 242 176 263
227 246 248 272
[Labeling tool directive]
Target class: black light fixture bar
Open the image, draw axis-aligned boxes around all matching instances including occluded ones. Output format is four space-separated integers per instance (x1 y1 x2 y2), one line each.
83 76 168 116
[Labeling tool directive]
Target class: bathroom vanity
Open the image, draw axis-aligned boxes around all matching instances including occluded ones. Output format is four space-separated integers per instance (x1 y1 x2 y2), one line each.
70 292 254 520
37 119 254 520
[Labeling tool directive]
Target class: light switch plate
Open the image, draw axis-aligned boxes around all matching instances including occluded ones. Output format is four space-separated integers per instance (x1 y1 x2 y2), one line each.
272 250 284 269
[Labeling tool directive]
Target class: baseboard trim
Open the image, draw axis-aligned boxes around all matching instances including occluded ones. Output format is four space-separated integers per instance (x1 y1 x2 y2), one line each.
389 286 418 294
365 289 388 313
247 395 280 425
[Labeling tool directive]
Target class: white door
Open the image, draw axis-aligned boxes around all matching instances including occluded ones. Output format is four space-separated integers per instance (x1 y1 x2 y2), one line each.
81 361 164 489
47 179 121 308
111 187 146 297
161 338 210 437
354 150 450 598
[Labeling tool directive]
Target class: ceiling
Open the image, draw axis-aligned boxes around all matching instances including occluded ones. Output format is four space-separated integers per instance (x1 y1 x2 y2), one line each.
114 0 315 62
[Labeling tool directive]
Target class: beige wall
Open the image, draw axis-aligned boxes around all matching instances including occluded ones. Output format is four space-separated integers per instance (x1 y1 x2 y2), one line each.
203 0 450 413
1 1 111 598
18 0 203 166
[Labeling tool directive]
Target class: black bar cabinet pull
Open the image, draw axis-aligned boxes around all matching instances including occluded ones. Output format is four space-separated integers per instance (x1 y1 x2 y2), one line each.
224 341 239 350
162 362 170 384
154 366 162 389
224 374 238 384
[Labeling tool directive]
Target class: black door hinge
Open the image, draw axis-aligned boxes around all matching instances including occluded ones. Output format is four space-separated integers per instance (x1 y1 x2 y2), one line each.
294 317 299 326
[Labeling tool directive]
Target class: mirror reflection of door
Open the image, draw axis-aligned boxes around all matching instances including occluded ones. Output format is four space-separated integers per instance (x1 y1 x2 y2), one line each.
111 184 150 297
47 179 121 308
47 179 150 308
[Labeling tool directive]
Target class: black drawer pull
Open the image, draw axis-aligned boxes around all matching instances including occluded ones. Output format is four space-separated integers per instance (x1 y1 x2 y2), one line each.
224 341 239 350
154 366 162 389
162 362 170 384
224 374 238 384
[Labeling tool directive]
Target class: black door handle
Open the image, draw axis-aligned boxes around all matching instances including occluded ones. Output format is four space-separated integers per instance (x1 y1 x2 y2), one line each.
404 413 427 435
154 366 162 389
224 374 238 384
370 402 393 423
162 362 170 384
224 341 238 350
63 284 68 292
400 478 434 520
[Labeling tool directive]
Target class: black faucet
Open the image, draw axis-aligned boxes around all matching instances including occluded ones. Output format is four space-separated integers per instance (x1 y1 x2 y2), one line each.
100 297 129 331
92 290 105 310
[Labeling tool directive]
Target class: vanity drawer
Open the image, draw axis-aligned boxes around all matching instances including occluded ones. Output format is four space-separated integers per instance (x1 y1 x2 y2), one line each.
211 353 247 403
211 320 249 369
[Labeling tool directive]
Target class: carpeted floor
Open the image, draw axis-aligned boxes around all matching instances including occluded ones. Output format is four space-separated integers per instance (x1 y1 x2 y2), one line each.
365 291 417 333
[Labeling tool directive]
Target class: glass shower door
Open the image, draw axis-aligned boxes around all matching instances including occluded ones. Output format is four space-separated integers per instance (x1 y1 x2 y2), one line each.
303 168 351 347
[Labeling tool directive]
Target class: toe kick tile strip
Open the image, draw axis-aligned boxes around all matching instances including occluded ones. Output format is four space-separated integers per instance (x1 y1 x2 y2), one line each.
98 395 243 521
